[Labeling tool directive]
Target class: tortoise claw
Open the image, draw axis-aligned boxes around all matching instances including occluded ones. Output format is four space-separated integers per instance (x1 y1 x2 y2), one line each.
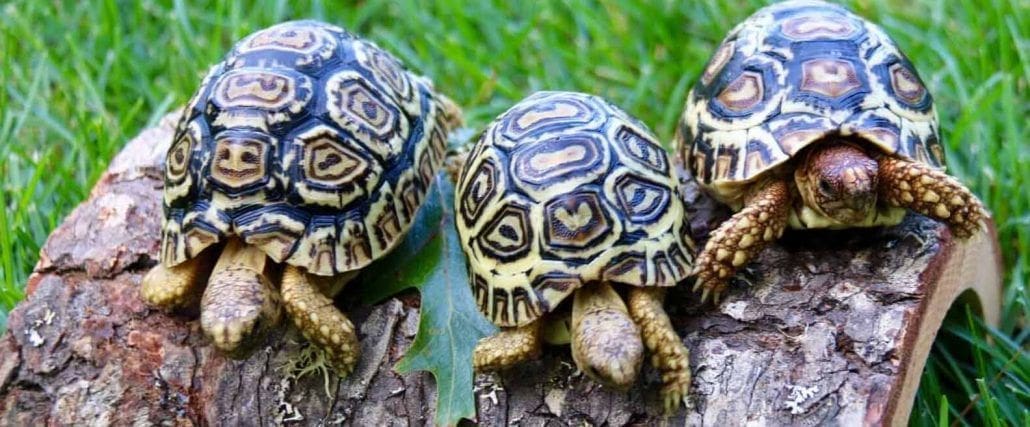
695 278 726 305
663 384 688 414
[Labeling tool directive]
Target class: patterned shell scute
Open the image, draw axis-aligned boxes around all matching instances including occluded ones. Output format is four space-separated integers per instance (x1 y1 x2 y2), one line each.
678 0 943 201
160 20 458 275
457 91 694 327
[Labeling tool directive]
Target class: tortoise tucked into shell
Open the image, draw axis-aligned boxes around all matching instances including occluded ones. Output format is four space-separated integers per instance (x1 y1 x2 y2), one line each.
456 91 694 410
140 20 461 374
676 0 987 302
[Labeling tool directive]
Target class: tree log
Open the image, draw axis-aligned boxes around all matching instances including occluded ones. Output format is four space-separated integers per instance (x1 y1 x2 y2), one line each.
0 114 1002 426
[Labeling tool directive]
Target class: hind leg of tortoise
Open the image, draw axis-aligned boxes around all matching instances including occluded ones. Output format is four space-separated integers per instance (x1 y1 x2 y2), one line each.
628 287 691 413
199 237 282 357
693 179 791 304
141 252 215 310
877 156 987 238
281 265 361 376
571 282 644 390
473 321 543 372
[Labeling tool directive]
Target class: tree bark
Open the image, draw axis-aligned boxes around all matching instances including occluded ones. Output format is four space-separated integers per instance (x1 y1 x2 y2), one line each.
0 114 1002 426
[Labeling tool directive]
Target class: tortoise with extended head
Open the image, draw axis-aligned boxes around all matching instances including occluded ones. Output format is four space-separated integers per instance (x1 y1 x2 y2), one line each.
140 20 461 374
456 91 694 410
676 0 987 302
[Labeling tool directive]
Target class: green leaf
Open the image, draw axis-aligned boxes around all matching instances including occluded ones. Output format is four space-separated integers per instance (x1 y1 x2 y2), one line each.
359 172 497 427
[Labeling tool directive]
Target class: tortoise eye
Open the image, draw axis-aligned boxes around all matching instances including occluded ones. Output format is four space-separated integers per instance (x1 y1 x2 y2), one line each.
818 178 834 194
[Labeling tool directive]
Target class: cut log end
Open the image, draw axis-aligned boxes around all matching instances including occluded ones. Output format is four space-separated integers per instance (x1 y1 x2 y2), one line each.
0 114 1002 425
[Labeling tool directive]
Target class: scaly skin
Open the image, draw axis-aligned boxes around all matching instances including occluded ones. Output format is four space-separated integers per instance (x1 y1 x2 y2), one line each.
281 265 360 376
878 156 986 238
628 287 691 413
199 238 281 357
571 282 643 390
436 93 465 131
472 321 543 372
693 180 791 304
140 254 213 310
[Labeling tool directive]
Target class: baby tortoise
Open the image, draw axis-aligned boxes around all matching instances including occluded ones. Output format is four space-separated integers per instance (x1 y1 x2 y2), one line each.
456 91 694 411
675 0 987 302
141 20 461 375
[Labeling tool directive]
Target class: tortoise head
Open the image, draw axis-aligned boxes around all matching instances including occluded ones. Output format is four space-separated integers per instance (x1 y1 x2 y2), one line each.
570 283 644 391
795 140 879 225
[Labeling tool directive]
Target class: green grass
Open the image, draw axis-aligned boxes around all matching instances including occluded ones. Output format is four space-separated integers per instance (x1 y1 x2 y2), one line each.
0 0 1025 424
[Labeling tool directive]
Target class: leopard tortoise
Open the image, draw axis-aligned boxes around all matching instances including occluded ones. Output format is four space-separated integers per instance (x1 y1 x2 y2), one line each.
140 20 461 375
456 91 694 410
675 0 987 303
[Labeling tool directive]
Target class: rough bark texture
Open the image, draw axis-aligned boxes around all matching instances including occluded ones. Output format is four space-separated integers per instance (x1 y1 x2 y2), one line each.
0 114 1002 426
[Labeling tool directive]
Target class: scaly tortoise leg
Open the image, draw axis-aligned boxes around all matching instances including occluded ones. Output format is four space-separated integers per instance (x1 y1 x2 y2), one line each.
281 265 361 376
877 156 986 238
628 287 690 413
140 252 215 310
473 321 542 372
570 282 643 390
199 237 281 357
435 93 465 131
693 179 791 304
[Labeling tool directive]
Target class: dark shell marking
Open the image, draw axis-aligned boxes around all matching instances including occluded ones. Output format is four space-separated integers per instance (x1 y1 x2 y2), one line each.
161 20 455 275
478 204 533 261
457 92 694 327
678 0 943 198
544 191 614 250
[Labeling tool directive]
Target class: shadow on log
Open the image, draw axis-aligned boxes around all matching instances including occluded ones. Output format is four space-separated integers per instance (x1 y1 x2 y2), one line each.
0 114 1002 425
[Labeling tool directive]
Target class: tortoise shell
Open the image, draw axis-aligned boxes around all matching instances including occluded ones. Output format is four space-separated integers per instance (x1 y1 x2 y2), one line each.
160 20 458 275
676 0 944 204
456 91 694 327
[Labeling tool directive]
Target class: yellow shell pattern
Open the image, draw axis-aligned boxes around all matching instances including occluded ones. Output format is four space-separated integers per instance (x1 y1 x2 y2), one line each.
675 0 943 206
160 21 458 275
456 91 694 327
